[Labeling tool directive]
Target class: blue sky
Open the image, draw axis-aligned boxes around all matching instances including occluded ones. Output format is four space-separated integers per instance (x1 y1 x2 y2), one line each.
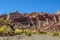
0 0 60 14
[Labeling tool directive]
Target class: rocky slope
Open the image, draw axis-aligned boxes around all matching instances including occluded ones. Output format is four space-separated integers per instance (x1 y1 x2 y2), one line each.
0 11 60 32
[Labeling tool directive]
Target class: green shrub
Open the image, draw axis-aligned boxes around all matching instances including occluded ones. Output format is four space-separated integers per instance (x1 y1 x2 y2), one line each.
39 31 47 34
47 32 60 36
51 32 59 36
27 32 32 36
0 27 4 34
24 29 32 36
0 25 12 35
58 32 60 36
14 29 23 35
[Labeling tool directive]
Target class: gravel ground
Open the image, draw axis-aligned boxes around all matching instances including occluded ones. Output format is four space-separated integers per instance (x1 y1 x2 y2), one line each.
0 34 60 40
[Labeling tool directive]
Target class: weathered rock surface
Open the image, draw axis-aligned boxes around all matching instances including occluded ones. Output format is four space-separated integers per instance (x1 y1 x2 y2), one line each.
0 11 60 32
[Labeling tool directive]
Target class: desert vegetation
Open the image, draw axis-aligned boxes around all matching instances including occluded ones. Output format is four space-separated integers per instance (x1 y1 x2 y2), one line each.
0 25 60 37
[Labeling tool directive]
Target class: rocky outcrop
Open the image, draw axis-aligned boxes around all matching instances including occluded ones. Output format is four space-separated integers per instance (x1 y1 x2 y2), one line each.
0 11 60 32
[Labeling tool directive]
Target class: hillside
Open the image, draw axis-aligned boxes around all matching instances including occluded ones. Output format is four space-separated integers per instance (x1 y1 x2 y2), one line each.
0 11 60 35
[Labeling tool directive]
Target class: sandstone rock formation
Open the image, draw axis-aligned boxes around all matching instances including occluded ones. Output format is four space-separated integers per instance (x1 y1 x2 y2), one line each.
0 11 60 32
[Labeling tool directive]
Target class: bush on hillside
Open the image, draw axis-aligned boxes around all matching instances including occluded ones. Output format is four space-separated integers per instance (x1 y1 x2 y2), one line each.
0 25 12 35
51 32 59 36
39 30 47 34
14 29 23 35
24 29 32 36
